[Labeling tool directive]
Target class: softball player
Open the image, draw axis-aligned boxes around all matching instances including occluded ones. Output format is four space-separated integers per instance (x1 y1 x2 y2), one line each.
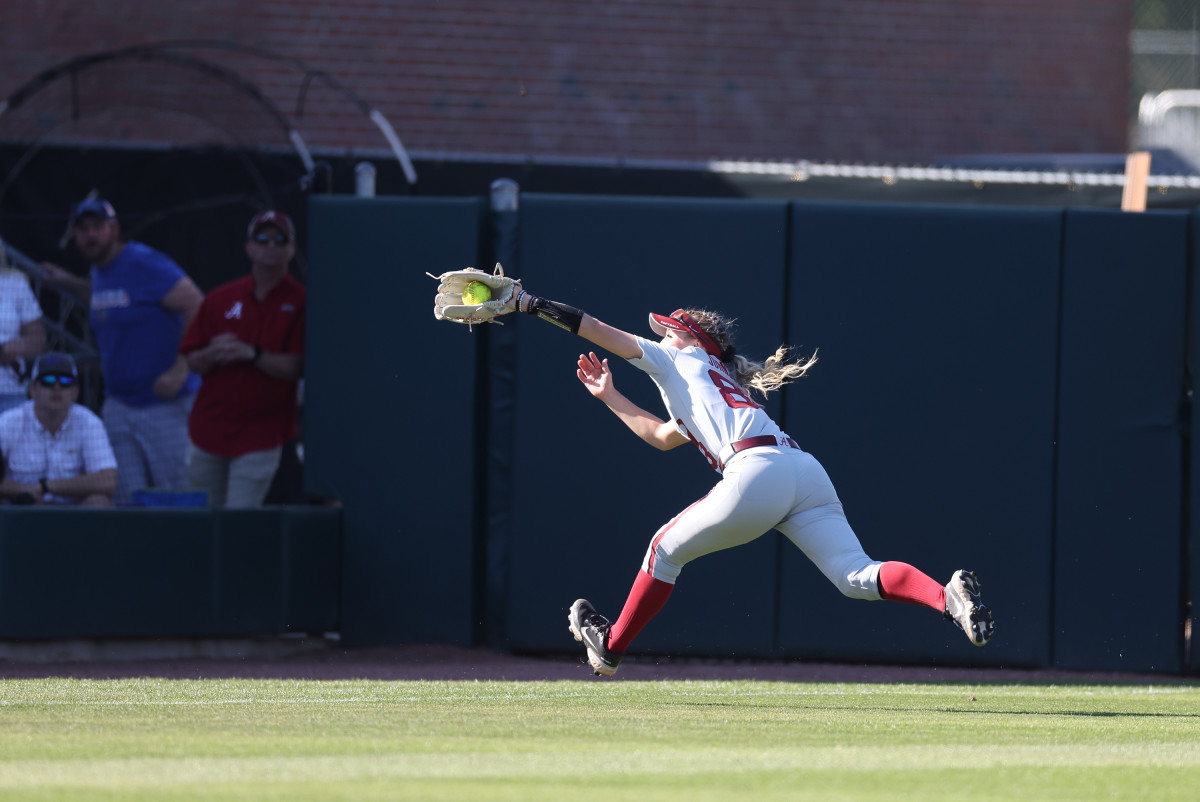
510 288 995 677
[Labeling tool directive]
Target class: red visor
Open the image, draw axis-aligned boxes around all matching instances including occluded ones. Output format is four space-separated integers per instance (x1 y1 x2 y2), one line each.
648 309 722 358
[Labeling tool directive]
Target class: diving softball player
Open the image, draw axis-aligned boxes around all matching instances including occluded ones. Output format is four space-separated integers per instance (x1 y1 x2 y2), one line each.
509 288 995 677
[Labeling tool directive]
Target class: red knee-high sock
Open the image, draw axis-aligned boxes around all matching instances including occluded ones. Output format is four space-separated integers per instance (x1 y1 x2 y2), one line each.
877 561 945 611
607 570 674 653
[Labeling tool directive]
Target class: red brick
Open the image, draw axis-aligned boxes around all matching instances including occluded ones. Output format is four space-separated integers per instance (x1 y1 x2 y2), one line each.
0 0 1131 164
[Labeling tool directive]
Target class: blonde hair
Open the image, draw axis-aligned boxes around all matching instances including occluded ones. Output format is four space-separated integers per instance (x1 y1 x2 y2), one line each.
683 308 818 400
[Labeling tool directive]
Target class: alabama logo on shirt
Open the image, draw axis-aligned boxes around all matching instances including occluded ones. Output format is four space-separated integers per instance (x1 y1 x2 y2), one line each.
91 289 131 310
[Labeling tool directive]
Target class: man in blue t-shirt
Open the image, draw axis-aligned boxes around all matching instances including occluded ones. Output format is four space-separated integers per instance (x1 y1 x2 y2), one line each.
41 198 204 503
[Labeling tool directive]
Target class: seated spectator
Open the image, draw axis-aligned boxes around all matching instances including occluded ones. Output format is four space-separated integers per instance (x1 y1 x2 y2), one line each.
0 242 47 413
179 211 305 508
0 352 118 506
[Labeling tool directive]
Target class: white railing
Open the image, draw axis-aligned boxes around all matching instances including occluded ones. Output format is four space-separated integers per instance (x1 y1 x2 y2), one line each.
1138 90 1200 170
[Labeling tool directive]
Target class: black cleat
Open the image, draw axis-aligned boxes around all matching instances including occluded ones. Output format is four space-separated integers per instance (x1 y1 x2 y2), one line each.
943 570 995 646
567 598 623 676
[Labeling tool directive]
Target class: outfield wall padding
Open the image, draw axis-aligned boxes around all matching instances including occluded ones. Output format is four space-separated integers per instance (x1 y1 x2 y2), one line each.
305 196 485 647
503 195 792 656
1053 208 1188 674
778 202 1064 667
0 508 340 638
1191 209 1200 676
15 194 1193 674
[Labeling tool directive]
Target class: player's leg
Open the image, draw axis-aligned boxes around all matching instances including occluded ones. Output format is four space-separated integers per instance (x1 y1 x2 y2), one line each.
643 454 799 583
604 568 674 652
777 454 994 645
571 454 798 675
876 561 944 607
875 560 995 646
778 501 884 599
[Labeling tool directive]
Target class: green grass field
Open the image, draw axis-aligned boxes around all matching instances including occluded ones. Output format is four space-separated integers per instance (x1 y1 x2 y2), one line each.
0 677 1197 801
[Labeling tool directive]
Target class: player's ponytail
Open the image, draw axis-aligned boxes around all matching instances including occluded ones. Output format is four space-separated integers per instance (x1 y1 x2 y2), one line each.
730 346 818 399
684 308 818 400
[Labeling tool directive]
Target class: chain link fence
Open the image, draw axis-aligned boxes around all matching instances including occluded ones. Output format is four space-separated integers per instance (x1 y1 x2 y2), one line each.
1132 2 1200 168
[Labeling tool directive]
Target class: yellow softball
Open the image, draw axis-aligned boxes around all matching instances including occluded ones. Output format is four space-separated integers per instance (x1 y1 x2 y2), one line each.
462 281 492 305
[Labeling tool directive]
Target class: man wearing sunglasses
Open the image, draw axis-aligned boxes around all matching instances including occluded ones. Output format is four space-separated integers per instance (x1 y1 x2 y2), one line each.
178 211 305 507
39 197 204 503
0 352 117 506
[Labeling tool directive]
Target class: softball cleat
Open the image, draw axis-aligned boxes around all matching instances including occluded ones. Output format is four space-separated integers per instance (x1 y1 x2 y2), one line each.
943 569 995 646
567 598 623 676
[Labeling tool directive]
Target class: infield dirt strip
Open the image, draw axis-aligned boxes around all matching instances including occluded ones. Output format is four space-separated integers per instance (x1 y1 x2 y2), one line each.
0 642 1181 684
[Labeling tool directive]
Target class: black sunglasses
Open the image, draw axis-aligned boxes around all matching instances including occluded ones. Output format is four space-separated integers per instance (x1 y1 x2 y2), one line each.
252 232 290 246
36 374 76 388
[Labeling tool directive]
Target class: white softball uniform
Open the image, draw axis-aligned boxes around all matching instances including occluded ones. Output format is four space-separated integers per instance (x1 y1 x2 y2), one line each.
628 336 882 598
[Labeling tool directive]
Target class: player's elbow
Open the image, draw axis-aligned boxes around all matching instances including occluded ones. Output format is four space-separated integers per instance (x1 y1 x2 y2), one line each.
650 434 686 451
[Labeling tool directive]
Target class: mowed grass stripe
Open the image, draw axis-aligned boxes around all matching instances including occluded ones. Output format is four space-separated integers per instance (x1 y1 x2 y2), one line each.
2 742 1199 783
0 678 1196 801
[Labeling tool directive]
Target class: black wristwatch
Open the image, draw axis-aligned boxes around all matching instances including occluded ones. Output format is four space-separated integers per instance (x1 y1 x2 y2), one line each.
252 345 263 364
39 477 49 495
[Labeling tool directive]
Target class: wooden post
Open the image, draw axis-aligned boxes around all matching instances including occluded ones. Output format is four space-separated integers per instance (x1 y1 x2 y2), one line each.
1121 151 1152 212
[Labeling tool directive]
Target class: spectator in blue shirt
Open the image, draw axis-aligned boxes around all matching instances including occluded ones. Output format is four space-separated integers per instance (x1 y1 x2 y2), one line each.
41 198 204 503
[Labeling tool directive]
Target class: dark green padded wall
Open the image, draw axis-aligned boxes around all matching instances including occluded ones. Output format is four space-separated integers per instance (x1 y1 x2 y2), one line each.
1192 209 1200 676
0 508 340 638
780 202 1063 667
306 196 485 647
1054 209 1188 673
504 195 791 657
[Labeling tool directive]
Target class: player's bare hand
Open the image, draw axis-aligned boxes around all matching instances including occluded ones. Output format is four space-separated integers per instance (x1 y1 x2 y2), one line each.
576 352 612 399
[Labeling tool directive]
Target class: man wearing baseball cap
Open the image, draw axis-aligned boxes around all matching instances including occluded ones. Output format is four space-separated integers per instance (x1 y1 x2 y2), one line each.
178 210 304 507
39 197 204 503
0 352 117 506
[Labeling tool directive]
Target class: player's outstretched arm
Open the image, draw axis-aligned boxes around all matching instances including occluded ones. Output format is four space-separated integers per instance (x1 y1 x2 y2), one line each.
578 315 641 360
511 288 642 360
576 351 686 450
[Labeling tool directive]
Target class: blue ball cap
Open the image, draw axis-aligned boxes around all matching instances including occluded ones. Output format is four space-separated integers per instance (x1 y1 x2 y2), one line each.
70 198 117 226
31 352 78 381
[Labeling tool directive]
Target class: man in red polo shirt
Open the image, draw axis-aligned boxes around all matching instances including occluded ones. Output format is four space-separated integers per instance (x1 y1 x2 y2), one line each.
179 210 305 507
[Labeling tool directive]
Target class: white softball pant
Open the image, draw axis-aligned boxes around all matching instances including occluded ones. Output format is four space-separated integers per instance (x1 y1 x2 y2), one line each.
641 449 883 600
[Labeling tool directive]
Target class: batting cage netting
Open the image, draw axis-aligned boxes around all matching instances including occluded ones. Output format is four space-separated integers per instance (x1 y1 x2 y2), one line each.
0 41 415 507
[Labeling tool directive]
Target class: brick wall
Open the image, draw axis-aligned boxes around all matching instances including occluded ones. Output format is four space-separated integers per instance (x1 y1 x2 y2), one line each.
0 0 1132 164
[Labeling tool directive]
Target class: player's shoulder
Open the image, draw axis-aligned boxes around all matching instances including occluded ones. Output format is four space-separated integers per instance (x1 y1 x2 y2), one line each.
629 335 669 364
632 336 708 369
